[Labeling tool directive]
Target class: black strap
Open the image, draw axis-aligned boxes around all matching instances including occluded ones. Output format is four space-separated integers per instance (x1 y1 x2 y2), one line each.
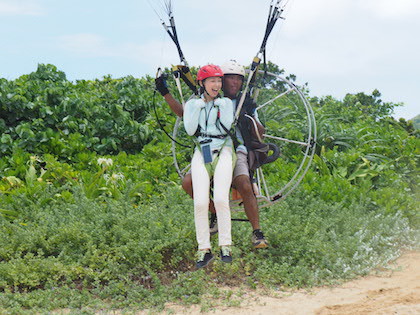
198 132 227 139
193 105 240 147
217 115 241 149
151 90 192 149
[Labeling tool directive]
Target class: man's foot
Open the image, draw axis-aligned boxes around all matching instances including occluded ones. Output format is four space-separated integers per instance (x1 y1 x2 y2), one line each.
220 246 232 263
209 213 218 236
252 229 269 249
196 250 214 269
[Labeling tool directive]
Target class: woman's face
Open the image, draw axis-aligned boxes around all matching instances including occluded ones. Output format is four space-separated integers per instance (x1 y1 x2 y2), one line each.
202 77 223 99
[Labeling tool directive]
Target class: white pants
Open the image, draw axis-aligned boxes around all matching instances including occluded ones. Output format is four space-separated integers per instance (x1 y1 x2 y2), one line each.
191 146 233 250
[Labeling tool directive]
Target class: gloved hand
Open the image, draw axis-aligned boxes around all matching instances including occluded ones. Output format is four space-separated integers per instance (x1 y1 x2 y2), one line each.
243 93 257 115
155 74 169 96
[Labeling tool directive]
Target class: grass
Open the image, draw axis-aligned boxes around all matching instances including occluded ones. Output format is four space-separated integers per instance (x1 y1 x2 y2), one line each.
0 183 418 314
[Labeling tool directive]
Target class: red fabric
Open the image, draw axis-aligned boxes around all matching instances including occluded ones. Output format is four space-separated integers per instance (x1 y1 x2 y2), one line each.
197 64 224 81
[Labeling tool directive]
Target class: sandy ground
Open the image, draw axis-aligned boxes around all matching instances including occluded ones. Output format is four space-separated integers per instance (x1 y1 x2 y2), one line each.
160 251 420 315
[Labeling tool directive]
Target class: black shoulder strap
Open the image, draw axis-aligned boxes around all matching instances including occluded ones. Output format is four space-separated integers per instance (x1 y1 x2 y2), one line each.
194 125 201 137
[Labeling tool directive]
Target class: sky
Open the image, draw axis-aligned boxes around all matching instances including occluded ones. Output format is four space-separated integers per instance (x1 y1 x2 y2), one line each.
1 0 419 120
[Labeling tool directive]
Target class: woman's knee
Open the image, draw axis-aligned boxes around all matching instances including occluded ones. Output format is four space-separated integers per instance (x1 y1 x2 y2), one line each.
194 198 210 211
213 196 229 210
193 189 209 210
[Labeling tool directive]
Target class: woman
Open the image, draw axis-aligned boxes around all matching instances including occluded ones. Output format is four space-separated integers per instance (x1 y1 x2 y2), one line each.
183 64 235 269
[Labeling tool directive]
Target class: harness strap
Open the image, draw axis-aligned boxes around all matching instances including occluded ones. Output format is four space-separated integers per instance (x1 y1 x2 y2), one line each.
172 65 198 94
203 146 236 180
172 70 185 104
192 105 237 178
198 132 227 139
217 117 241 150
194 138 235 178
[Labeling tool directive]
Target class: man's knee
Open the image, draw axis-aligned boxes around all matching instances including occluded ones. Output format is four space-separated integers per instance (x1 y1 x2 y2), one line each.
182 174 193 197
233 175 254 196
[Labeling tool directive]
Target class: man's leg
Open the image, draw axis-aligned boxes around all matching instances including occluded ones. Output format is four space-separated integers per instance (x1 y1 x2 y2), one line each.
233 174 260 230
181 173 194 198
233 152 268 249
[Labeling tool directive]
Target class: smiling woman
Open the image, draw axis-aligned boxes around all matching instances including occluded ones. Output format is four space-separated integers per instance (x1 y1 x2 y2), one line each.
183 64 235 268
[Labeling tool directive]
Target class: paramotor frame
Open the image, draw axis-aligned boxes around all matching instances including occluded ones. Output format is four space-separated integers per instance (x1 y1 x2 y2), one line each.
171 69 317 211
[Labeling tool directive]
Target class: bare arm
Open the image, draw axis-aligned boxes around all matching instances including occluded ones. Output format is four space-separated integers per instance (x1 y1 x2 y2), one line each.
163 93 184 117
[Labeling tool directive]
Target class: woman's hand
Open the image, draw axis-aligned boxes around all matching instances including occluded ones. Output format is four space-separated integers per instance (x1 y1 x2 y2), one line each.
196 99 206 108
214 98 225 107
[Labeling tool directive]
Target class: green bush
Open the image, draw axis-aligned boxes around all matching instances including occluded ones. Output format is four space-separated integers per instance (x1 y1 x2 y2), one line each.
0 64 155 157
0 64 418 313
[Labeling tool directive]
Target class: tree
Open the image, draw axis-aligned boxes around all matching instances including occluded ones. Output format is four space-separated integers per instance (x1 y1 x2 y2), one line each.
343 89 401 121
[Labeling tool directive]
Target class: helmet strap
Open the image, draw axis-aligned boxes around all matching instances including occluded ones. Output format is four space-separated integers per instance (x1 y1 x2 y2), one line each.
201 79 212 100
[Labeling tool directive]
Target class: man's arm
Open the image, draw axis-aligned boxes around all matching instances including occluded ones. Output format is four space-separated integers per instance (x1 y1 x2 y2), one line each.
164 93 184 117
155 75 184 117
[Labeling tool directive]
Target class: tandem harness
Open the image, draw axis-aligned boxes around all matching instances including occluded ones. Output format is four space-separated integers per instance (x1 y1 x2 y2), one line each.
194 104 237 178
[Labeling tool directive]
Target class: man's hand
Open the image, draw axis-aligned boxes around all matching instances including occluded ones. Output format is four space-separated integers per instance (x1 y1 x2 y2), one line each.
155 74 169 96
243 93 257 116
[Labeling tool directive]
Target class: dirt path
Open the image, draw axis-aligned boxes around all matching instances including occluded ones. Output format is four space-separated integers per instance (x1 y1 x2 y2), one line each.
163 251 420 315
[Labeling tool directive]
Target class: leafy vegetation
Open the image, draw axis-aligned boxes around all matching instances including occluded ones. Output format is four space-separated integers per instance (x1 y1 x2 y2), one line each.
411 114 420 130
0 64 155 157
0 64 419 314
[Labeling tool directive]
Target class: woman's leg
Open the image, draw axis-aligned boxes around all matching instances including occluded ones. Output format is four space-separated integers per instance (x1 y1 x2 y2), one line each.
191 149 211 250
213 146 233 247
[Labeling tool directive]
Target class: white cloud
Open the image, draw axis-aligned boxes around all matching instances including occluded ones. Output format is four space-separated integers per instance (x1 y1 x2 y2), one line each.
357 0 420 19
0 0 45 16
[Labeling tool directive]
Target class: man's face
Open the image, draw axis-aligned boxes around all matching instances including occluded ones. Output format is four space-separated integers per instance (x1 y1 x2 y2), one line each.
223 74 243 98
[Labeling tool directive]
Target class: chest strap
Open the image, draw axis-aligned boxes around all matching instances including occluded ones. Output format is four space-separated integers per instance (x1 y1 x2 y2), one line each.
198 132 228 139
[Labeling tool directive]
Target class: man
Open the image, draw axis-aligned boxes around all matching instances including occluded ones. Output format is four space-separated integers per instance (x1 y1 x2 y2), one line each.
155 60 268 249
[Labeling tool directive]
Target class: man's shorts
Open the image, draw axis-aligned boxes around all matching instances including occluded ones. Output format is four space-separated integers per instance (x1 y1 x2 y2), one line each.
233 151 249 179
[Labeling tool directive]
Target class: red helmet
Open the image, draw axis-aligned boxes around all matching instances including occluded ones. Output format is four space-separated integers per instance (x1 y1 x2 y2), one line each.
197 64 224 81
